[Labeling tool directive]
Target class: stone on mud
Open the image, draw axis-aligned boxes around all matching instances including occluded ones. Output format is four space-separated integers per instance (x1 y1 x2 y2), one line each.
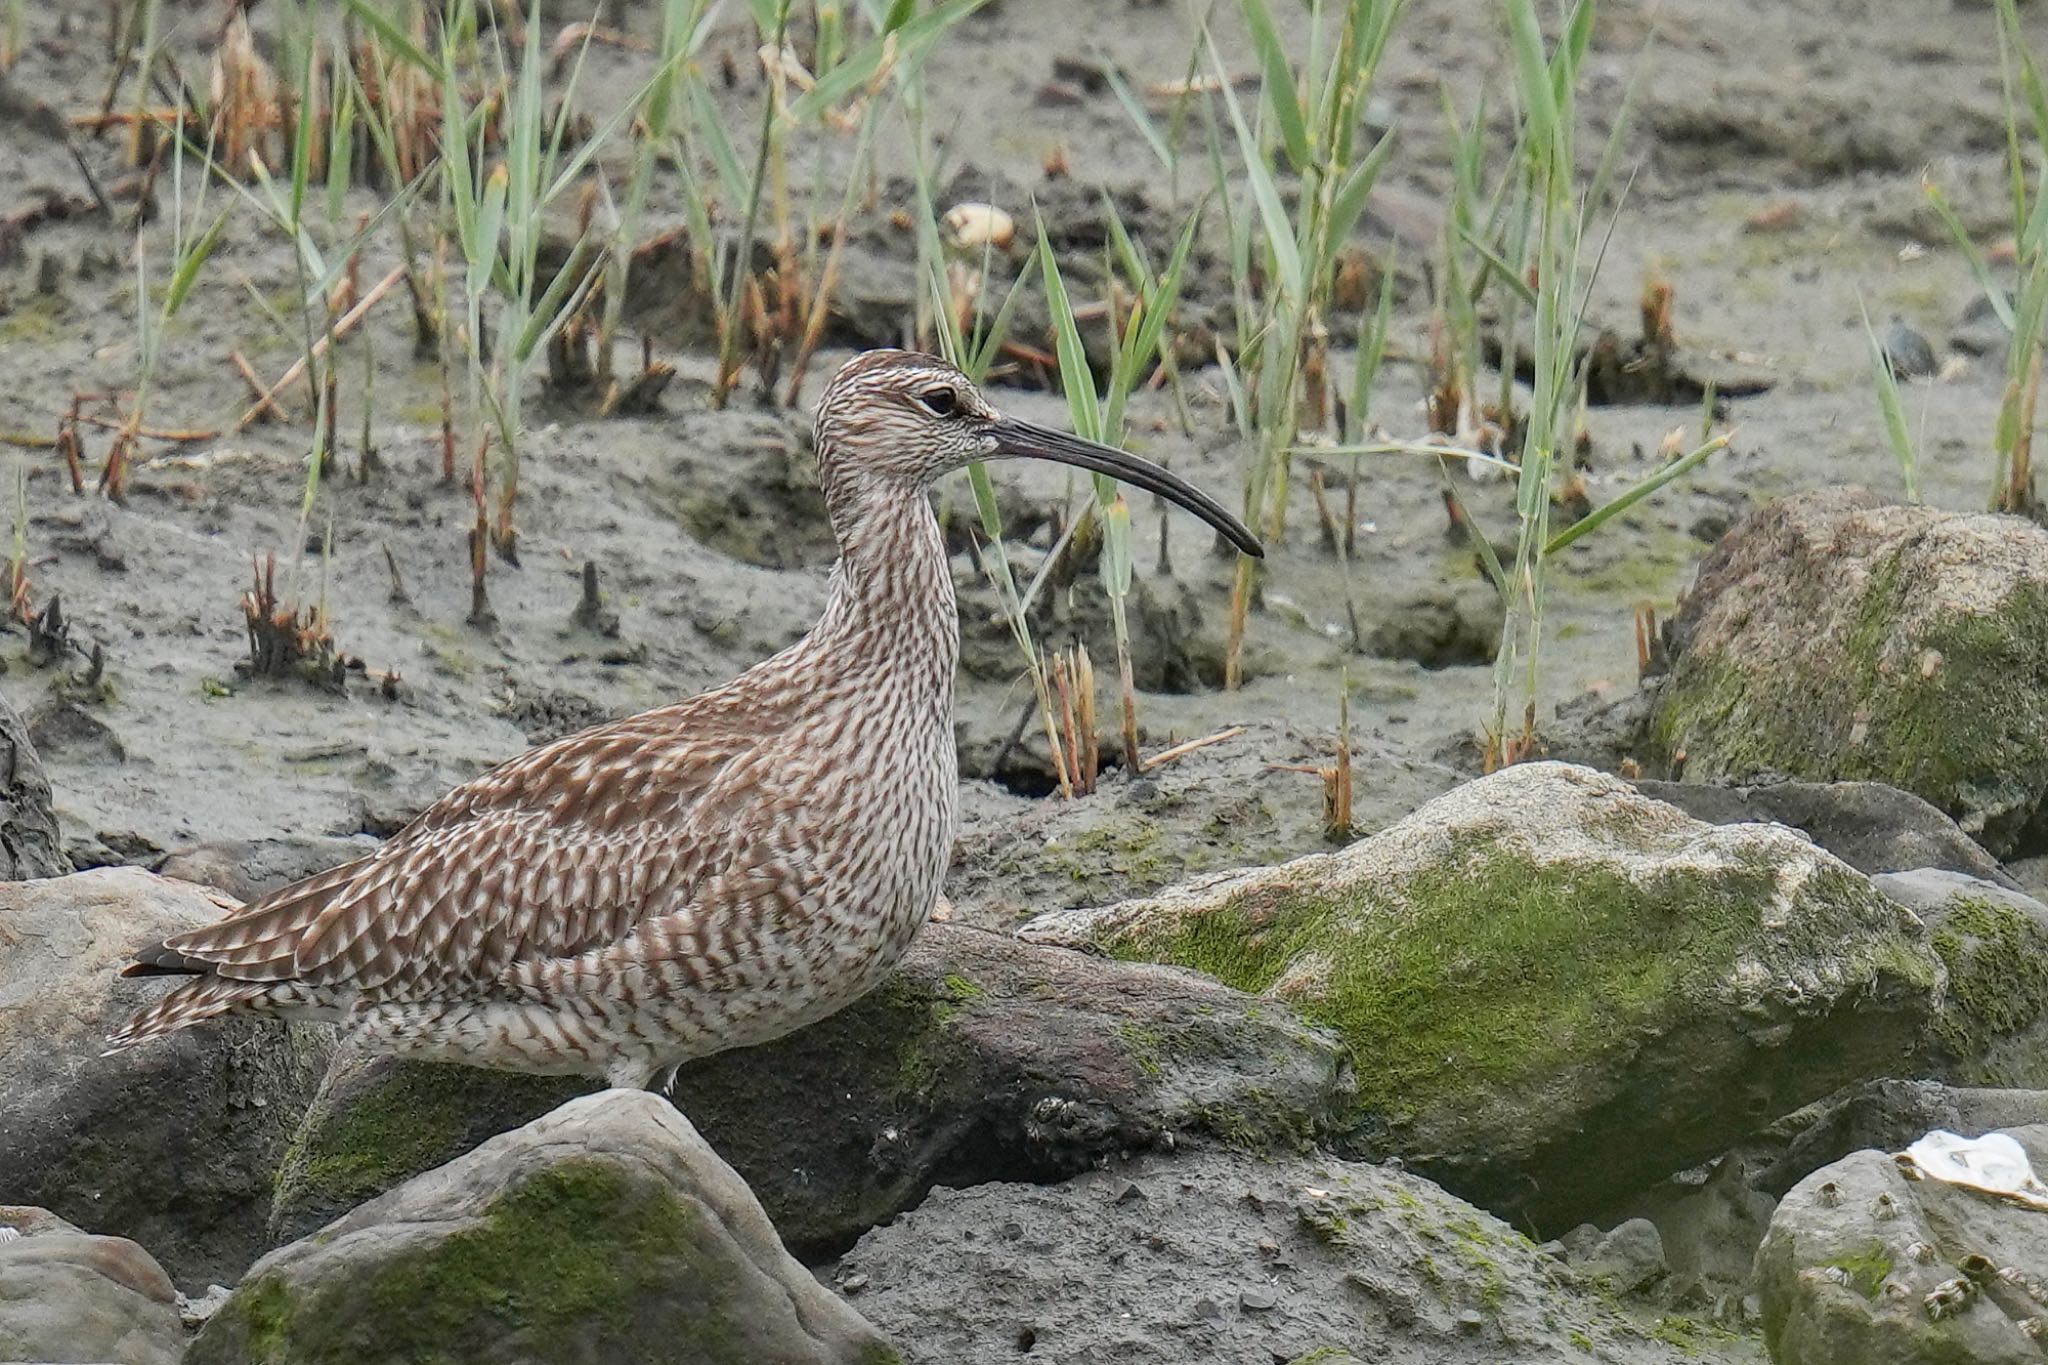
0 866 330 1288
948 719 1460 927
1635 780 2019 887
1650 488 2048 859
0 1205 183 1365
1022 761 1943 1232
1755 1123 2048 1365
274 923 1354 1259
836 1146 1711 1365
189 1091 896 1365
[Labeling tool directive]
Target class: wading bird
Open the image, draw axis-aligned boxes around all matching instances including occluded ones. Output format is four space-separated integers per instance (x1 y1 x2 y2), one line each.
109 349 1262 1089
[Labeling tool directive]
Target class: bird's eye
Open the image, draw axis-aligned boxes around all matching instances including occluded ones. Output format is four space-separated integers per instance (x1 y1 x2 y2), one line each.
915 387 960 418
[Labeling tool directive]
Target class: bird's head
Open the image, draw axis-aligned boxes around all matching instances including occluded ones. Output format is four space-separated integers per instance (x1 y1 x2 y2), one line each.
812 349 1263 557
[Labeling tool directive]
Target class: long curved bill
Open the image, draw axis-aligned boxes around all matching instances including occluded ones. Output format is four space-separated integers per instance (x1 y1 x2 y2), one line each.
985 418 1265 558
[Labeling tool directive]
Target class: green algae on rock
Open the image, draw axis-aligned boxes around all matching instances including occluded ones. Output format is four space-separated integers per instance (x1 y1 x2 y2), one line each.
268 924 1352 1263
1872 869 2048 1088
1649 488 2048 859
189 1091 897 1365
1020 762 1943 1233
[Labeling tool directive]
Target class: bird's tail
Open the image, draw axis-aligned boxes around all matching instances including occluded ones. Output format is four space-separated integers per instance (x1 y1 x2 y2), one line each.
104 975 274 1054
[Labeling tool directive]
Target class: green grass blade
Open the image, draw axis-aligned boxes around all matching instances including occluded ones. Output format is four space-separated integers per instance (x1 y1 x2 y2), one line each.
688 80 751 210
1925 182 2015 331
164 209 232 315
1859 298 1919 503
1240 0 1310 172
966 250 1039 381
1103 61 1174 171
342 0 435 74
1505 0 1559 156
1209 31 1303 301
1325 129 1397 252
1036 211 1103 442
287 33 320 226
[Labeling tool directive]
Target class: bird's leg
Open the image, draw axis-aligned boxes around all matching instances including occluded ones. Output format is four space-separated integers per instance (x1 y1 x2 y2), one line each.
604 1054 680 1093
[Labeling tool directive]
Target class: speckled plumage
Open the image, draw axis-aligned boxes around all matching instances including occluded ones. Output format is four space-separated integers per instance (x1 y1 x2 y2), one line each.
110 349 1260 1088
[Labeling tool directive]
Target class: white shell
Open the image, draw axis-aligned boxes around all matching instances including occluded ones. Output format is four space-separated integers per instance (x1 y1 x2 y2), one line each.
943 203 1016 253
1901 1130 2048 1209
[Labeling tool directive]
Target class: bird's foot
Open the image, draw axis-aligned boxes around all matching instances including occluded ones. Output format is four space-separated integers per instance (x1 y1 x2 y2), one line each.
651 1062 682 1096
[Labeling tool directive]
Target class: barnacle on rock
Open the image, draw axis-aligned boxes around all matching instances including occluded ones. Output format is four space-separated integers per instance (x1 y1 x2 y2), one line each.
1925 1277 1975 1320
1998 1266 2048 1303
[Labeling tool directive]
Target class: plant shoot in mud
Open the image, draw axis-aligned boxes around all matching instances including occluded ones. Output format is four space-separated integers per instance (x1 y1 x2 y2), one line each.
1927 0 2047 519
1198 0 1402 687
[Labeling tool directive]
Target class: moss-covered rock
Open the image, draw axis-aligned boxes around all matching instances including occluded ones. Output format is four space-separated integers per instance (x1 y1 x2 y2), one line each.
1649 488 2048 858
271 1055 588 1245
1873 869 2048 1086
189 1091 896 1365
1022 762 1943 1232
270 924 1352 1260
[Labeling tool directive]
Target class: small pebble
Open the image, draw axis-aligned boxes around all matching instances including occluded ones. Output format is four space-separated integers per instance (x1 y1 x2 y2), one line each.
1883 321 1938 380
1240 1287 1278 1311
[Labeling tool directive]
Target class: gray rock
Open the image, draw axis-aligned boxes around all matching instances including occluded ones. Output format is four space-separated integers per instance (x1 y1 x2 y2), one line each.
1750 1079 2048 1200
1953 292 2007 359
0 692 66 880
1755 1122 2048 1364
157 834 377 903
1874 870 2048 1085
1635 780 2018 886
1634 1080 2048 1322
1023 762 1943 1233
947 719 1460 928
1626 1153 1779 1308
1882 321 1938 380
189 1090 895 1365
0 867 331 1288
0 1205 183 1365
1541 685 1660 775
272 923 1354 1259
2016 854 2048 904
1651 488 2048 858
837 1146 1728 1365
1576 1218 1668 1296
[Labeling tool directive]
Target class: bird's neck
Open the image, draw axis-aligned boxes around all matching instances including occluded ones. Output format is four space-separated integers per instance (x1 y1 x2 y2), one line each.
809 482 958 698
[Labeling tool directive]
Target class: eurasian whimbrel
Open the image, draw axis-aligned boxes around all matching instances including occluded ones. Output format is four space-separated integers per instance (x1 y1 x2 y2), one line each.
109 349 1263 1089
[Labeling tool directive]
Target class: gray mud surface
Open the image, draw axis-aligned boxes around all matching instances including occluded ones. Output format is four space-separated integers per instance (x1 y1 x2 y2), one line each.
0 0 2035 908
